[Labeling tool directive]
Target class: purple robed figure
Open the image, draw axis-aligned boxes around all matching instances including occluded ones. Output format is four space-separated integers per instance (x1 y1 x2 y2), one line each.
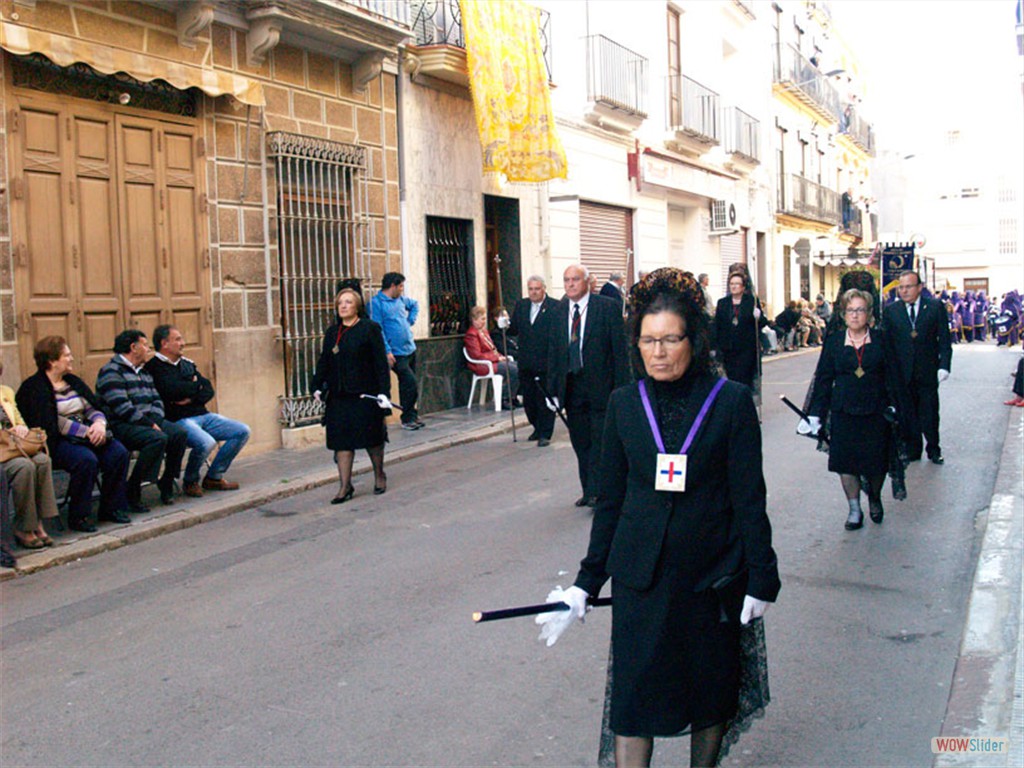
961 291 976 342
973 292 988 341
997 292 1022 347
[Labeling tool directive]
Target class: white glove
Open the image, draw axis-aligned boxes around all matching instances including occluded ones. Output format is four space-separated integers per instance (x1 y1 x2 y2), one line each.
535 585 589 647
313 390 322 403
375 394 393 410
496 311 510 329
545 396 560 413
753 306 762 319
740 595 770 625
797 415 821 435
938 369 950 384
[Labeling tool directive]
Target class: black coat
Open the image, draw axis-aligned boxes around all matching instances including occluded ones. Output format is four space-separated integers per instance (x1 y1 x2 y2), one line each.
546 293 629 407
145 356 215 421
574 373 781 602
16 371 105 454
312 318 390 399
714 293 767 353
507 295 558 372
882 296 953 386
808 330 897 418
600 281 624 307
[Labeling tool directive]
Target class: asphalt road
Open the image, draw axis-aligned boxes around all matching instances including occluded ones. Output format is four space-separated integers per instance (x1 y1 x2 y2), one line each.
1 343 1016 767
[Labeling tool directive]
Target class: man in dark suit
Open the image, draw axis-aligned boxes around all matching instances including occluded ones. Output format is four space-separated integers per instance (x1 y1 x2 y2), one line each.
600 272 625 312
547 264 630 507
882 270 952 464
508 275 559 446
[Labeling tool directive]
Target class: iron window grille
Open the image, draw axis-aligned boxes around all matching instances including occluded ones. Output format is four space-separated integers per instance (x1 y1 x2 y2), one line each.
269 132 370 427
426 216 474 337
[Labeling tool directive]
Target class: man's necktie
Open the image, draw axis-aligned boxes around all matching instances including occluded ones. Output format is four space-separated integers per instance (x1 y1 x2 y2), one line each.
569 303 582 374
909 304 916 324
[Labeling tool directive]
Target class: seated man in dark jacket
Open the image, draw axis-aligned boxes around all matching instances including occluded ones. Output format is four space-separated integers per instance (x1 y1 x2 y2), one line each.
146 325 250 497
96 329 188 510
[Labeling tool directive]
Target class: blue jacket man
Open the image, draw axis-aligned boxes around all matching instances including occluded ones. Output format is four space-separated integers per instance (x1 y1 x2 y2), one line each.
370 272 424 429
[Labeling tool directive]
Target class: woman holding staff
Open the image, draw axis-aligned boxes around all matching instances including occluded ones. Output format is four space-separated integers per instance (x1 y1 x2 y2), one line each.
713 268 766 390
313 288 392 503
804 289 908 530
537 269 780 767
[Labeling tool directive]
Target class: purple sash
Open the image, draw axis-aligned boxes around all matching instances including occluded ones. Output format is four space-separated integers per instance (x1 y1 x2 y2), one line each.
638 377 727 454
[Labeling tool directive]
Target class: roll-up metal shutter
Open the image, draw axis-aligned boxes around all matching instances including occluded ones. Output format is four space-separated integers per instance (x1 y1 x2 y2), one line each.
719 228 747 288
579 201 633 284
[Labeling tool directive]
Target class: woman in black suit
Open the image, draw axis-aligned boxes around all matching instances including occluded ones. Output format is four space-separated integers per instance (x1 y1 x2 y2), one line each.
714 270 766 388
537 269 781 767
312 288 391 503
806 289 906 530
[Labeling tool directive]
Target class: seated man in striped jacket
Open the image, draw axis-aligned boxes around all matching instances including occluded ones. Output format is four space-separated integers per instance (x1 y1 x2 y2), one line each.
96 330 188 512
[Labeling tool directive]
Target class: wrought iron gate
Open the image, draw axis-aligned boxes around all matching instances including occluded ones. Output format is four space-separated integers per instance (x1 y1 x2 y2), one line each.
269 132 370 427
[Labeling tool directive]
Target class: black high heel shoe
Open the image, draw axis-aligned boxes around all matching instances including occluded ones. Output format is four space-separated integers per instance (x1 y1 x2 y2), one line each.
868 497 884 524
374 472 387 495
331 485 354 504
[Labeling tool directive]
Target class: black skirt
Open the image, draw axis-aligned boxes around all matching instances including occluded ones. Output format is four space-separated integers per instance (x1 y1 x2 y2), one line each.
827 410 890 475
324 393 387 451
609 564 741 736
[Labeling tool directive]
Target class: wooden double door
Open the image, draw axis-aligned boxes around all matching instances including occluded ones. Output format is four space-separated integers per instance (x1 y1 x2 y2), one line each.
10 92 212 388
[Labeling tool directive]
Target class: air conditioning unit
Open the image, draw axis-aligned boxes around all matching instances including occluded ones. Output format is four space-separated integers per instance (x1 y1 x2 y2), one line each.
710 200 738 233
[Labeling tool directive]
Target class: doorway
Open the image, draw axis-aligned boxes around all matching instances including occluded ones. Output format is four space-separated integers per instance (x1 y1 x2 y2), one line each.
484 195 521 319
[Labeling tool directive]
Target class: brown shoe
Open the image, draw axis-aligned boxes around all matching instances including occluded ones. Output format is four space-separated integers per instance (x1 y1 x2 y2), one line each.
202 477 240 491
183 482 204 498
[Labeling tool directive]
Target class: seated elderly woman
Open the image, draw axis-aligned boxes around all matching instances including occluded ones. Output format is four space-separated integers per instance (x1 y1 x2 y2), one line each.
16 336 131 533
463 306 519 408
1 357 59 549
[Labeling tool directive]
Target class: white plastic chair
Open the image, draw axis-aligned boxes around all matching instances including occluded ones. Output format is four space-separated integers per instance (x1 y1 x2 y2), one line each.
463 347 503 411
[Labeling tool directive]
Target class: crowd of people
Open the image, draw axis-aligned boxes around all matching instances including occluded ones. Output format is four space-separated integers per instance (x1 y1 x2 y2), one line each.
1 326 250 567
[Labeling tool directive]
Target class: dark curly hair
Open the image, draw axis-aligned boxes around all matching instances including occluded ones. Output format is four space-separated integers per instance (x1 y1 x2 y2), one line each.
627 268 719 379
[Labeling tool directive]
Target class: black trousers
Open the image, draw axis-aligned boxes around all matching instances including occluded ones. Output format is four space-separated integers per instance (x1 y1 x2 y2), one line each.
566 376 607 498
111 419 188 496
392 352 419 424
520 367 554 439
908 380 941 459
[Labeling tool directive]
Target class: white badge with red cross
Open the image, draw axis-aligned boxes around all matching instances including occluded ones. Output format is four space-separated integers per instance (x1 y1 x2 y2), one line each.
655 453 688 492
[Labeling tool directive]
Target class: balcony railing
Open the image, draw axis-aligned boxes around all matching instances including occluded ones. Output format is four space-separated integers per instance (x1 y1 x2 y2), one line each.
780 174 840 225
840 107 875 155
585 35 647 117
344 0 410 25
772 43 841 122
841 194 863 238
409 0 553 79
667 74 720 144
723 106 759 162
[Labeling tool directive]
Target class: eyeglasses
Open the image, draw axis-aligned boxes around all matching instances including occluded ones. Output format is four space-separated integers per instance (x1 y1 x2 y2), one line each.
638 335 687 349
844 307 868 315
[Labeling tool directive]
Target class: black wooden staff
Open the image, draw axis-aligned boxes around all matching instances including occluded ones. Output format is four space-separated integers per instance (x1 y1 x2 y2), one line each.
473 596 613 623
780 394 829 445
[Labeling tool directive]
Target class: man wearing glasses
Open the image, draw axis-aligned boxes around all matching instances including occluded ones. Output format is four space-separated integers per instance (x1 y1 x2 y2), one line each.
882 271 953 464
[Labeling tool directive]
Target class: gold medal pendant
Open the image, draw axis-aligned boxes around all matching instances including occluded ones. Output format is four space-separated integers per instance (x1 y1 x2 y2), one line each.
332 345 340 355
854 366 865 378
910 330 918 339
732 317 739 326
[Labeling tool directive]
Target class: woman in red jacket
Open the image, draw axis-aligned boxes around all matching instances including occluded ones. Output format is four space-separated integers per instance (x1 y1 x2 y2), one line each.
464 306 519 408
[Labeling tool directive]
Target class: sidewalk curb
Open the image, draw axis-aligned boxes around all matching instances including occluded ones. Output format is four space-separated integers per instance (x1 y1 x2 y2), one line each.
935 408 1023 767
1 413 529 580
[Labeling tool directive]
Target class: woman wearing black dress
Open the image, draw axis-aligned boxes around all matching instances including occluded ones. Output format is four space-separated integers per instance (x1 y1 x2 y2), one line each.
806 289 902 530
312 288 391 503
537 269 780 767
713 271 766 389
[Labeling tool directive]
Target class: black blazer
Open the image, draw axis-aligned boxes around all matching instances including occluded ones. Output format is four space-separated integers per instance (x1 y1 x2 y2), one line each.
600 281 624 307
573 373 781 602
546 293 629 407
312 318 390 399
507 295 558 372
714 293 767 354
16 371 105 454
809 329 895 418
882 296 953 387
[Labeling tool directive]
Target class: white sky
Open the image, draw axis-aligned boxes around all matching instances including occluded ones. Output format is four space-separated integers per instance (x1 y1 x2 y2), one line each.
829 0 1024 152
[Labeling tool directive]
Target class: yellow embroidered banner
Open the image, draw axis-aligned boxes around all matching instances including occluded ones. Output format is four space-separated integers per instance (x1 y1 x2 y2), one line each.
459 0 567 182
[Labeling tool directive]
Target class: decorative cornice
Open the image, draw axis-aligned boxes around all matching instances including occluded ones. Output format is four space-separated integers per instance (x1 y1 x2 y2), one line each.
177 2 215 49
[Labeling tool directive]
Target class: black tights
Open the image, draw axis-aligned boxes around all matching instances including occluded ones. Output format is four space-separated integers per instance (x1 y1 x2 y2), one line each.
840 473 885 501
334 444 386 493
614 723 725 768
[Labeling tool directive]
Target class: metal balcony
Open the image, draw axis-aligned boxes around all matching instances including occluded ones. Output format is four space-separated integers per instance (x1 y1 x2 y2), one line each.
840 106 875 156
779 174 841 226
772 43 841 123
841 195 864 238
342 0 410 25
667 74 720 146
408 0 552 80
585 35 648 117
723 106 760 163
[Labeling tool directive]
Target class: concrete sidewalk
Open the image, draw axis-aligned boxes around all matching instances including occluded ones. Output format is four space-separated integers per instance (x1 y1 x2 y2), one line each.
1 404 529 580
